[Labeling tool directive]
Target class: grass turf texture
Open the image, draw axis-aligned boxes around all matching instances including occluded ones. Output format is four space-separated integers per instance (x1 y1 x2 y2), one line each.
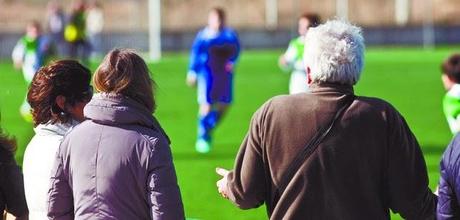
0 47 455 219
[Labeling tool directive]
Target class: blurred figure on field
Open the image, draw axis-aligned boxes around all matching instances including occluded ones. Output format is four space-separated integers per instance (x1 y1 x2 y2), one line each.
12 21 50 122
46 0 67 56
279 13 320 94
440 54 460 134
186 7 240 153
86 0 104 59
216 20 436 219
0 123 28 220
47 49 184 219
23 60 92 219
64 0 90 65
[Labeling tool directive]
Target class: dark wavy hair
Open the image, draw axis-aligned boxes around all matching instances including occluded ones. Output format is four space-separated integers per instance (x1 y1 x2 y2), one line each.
300 13 321 28
93 49 156 113
0 129 16 154
442 54 460 83
27 60 92 127
211 7 226 29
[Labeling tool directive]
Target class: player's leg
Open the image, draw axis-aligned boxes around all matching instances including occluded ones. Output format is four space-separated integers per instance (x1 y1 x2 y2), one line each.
214 71 233 123
214 102 230 124
197 72 233 150
80 40 91 66
68 41 77 59
20 98 33 123
197 103 216 153
20 67 35 122
204 71 233 136
195 74 214 153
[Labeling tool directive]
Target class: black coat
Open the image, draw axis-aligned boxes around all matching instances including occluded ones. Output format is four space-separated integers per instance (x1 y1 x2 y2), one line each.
0 144 28 217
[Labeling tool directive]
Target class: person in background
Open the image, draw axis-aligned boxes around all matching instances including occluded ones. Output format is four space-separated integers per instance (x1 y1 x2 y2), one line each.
47 49 184 219
216 19 436 219
0 123 28 220
23 60 92 219
12 21 50 122
440 54 460 134
186 7 240 153
86 0 104 59
279 13 320 94
46 0 67 57
64 0 90 65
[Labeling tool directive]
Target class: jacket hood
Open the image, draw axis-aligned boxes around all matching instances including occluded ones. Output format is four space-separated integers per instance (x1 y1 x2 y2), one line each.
34 120 78 137
84 93 170 143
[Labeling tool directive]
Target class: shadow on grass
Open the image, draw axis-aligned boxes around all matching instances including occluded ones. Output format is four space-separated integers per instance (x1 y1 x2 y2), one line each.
173 151 236 161
173 145 446 161
14 127 34 167
421 145 446 155
421 145 445 172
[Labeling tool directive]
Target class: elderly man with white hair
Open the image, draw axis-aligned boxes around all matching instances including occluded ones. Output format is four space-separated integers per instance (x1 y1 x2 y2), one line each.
216 19 436 219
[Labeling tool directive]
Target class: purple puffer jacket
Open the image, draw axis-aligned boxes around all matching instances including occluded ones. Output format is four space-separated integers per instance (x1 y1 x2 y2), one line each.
438 134 460 219
47 93 185 220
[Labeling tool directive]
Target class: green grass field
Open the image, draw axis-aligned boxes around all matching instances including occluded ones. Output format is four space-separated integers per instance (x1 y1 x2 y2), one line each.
0 47 456 219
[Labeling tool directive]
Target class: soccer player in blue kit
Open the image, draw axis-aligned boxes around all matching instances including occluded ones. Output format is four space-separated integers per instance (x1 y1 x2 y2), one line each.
186 7 240 153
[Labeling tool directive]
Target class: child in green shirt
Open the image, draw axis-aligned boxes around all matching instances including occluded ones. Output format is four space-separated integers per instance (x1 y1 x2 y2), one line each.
12 21 50 122
441 54 460 134
279 13 320 94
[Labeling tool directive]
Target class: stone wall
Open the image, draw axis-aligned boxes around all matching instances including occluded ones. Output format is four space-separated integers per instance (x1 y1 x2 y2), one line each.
1 0 460 32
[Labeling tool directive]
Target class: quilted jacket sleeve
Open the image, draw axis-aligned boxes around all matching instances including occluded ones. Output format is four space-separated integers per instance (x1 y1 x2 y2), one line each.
47 137 74 220
385 106 437 220
437 134 460 219
146 136 185 220
226 101 271 209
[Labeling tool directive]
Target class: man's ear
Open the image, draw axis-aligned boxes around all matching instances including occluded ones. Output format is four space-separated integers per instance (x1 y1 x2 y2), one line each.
55 95 66 110
306 66 312 84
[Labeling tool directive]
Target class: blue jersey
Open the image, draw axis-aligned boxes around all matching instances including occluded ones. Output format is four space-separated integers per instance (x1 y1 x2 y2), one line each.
188 27 240 104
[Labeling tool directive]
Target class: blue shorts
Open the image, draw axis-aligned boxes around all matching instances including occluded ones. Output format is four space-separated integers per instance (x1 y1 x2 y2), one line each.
197 70 233 105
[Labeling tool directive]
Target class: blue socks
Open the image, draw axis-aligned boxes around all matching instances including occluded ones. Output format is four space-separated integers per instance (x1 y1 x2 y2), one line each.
198 110 220 142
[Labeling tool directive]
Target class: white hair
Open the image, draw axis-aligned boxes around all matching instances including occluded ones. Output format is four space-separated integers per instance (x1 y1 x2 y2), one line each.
303 19 365 85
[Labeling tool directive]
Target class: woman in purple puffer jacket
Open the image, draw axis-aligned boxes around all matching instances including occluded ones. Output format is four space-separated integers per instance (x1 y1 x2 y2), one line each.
47 49 185 219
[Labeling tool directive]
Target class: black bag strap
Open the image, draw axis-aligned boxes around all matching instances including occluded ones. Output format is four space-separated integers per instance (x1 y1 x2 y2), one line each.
275 95 355 198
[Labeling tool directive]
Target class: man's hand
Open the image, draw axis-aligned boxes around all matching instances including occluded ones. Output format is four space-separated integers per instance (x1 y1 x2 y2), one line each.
216 167 230 199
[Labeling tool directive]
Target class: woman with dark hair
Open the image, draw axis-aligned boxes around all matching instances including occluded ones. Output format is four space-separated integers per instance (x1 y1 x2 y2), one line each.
47 49 184 219
23 60 92 219
0 125 28 219
186 7 240 153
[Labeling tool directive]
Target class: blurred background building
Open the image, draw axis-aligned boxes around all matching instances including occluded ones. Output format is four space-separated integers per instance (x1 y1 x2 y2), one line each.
0 0 460 58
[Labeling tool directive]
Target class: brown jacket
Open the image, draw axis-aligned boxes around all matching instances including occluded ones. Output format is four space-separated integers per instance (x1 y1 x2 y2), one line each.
226 83 436 220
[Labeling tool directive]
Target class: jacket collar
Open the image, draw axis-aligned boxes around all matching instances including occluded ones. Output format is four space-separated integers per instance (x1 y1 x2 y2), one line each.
308 82 354 95
84 93 169 143
34 120 79 137
84 93 156 128
83 93 169 141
